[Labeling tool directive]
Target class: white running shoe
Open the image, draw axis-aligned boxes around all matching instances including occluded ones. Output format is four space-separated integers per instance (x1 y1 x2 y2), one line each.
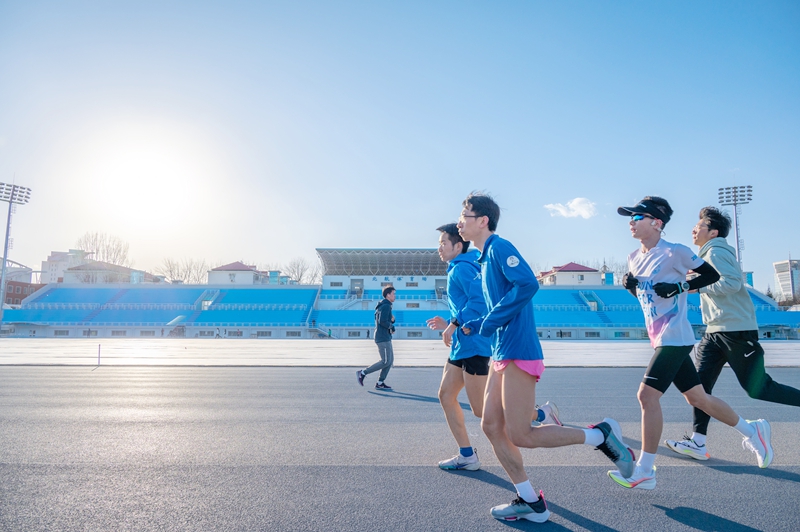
438 450 481 471
608 466 657 490
665 437 710 460
743 419 773 468
537 401 563 426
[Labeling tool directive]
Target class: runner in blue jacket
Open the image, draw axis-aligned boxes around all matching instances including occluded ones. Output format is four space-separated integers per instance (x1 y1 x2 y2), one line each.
457 192 634 524
426 223 492 472
463 232 543 362
427 224 563 472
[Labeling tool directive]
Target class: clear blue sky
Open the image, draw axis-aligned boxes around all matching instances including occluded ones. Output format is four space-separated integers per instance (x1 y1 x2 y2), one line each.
1 1 798 292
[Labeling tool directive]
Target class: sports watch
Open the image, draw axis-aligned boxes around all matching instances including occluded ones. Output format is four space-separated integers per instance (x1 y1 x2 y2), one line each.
680 281 690 292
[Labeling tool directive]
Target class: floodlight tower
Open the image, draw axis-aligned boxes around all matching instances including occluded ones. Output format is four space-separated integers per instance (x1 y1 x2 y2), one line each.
0 182 32 322
718 185 753 271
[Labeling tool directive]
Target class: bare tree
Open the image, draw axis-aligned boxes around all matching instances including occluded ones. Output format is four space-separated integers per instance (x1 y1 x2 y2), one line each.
75 232 132 267
307 261 323 284
282 257 317 284
184 259 209 284
155 258 209 284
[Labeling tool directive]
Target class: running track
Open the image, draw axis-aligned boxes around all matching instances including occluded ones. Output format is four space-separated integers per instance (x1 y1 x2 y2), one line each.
1 340 799 531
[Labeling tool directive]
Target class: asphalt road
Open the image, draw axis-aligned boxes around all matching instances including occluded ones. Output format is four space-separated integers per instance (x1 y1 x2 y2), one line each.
2 365 800 531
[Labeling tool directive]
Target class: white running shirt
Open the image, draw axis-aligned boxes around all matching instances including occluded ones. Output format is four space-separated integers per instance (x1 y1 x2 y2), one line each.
627 239 703 347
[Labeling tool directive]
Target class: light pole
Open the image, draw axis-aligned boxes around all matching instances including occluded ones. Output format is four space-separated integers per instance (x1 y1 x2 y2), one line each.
718 185 752 271
0 182 32 322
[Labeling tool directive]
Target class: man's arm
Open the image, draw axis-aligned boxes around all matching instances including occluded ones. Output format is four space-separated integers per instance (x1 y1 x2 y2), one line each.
377 305 393 331
452 264 486 327
654 261 720 298
622 272 638 297
698 247 742 296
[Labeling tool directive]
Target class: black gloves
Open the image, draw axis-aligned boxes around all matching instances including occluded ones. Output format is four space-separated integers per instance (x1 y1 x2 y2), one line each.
622 273 638 290
653 282 683 298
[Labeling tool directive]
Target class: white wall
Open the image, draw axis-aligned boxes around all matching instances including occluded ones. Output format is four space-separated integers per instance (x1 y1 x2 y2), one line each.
540 271 603 286
207 270 260 285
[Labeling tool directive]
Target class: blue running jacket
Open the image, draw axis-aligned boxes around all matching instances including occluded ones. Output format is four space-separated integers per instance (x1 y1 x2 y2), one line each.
463 234 544 362
447 250 491 361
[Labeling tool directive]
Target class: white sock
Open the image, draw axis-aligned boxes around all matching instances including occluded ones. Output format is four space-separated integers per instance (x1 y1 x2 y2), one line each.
514 480 537 503
734 417 756 438
637 451 656 472
583 428 604 447
690 432 707 446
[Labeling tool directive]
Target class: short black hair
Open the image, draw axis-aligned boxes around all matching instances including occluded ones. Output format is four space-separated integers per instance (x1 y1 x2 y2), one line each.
641 196 673 226
382 285 395 298
462 191 500 232
436 223 470 254
699 206 731 238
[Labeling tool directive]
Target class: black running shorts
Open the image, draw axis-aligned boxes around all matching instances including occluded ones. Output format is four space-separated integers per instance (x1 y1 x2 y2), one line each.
642 345 701 394
448 355 491 376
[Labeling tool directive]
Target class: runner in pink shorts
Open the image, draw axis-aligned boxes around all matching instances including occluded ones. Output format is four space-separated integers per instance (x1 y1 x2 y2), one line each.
457 192 635 523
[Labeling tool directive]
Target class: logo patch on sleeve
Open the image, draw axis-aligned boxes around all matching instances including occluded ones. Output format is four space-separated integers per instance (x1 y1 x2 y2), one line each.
507 256 520 267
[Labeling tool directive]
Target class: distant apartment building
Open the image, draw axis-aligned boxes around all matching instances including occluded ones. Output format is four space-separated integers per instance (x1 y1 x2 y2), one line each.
1 263 44 306
774 259 800 301
41 249 93 284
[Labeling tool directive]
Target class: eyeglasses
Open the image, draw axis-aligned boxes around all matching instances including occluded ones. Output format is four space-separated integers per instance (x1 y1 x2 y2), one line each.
459 213 482 222
694 222 709 231
630 214 654 222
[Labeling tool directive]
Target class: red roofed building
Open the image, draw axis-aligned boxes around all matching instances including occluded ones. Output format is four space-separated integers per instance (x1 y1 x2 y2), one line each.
537 262 603 286
207 262 293 285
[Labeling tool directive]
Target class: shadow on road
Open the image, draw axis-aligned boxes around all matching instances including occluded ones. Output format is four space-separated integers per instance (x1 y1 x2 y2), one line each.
368 389 472 411
653 505 762 531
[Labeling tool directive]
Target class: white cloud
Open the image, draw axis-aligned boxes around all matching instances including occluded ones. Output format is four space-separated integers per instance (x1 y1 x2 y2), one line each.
544 197 597 219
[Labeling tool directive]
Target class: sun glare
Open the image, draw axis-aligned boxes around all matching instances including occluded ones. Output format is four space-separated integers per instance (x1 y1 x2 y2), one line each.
80 120 219 232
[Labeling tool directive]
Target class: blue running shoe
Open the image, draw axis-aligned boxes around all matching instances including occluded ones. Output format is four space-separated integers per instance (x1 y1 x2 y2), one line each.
590 418 635 479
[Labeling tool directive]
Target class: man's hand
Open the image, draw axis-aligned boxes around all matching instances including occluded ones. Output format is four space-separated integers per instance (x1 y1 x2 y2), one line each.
653 282 681 298
442 323 456 347
426 316 447 331
461 317 484 337
622 273 639 290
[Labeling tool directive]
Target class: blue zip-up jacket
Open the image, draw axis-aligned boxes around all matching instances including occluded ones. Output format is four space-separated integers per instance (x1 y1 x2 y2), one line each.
447 250 491 361
463 234 544 362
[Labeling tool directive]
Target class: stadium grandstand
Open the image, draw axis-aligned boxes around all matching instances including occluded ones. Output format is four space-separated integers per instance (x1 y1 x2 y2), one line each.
2 249 799 340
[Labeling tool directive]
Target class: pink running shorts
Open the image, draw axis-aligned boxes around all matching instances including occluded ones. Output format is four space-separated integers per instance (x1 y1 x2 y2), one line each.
492 359 546 381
